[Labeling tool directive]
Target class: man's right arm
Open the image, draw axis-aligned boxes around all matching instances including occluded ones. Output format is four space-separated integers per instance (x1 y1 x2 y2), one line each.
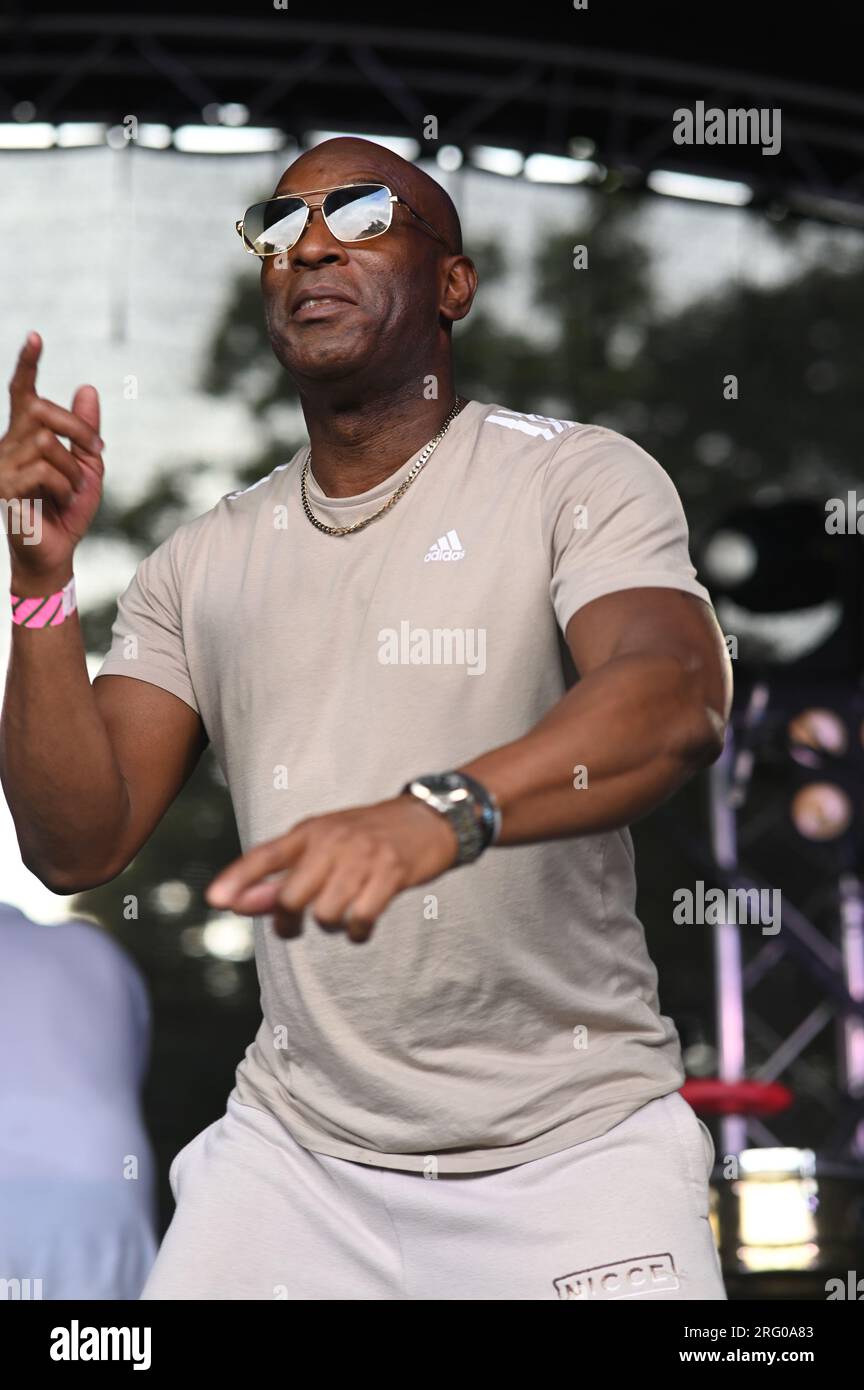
1 602 207 893
0 334 206 894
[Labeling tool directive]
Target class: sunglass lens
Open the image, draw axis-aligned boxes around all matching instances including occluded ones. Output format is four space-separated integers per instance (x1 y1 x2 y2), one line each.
323 184 392 242
243 198 307 254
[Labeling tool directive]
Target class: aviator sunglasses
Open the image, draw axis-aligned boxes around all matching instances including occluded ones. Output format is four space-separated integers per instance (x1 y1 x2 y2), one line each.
235 181 452 257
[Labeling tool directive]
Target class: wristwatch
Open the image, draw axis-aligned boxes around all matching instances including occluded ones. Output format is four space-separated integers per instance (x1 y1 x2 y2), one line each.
400 771 502 865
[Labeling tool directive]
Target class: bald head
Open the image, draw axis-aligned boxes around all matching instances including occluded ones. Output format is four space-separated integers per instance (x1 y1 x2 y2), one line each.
260 135 477 396
276 137 463 256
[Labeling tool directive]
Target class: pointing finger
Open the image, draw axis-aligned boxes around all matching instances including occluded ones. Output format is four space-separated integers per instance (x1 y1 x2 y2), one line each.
8 332 42 410
206 827 307 906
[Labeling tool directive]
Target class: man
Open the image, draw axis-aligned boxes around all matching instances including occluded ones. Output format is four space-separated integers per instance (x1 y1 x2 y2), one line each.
0 137 731 1301
0 903 157 1299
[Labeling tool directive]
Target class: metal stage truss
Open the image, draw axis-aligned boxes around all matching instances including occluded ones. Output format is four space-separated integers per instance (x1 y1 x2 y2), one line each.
1 5 863 225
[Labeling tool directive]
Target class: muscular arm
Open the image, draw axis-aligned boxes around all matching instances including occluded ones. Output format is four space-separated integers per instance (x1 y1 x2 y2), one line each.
0 333 206 895
0 598 206 892
458 587 732 841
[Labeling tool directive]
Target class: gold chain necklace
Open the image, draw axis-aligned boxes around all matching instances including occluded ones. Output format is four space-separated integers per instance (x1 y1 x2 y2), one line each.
300 396 468 537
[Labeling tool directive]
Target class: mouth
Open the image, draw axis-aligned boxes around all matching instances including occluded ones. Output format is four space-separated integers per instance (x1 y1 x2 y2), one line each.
291 295 356 321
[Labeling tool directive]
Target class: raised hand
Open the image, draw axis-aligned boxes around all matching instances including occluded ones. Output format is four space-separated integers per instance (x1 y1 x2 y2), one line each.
1 332 105 585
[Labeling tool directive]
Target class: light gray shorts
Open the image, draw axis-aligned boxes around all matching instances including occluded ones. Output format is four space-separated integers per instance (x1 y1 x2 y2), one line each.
141 1090 727 1301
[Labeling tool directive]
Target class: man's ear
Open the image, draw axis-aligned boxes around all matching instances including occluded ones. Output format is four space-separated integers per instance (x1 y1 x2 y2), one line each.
440 256 478 326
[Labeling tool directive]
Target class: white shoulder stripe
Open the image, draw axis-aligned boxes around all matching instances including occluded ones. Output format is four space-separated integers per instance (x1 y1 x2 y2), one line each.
484 408 578 441
223 458 296 502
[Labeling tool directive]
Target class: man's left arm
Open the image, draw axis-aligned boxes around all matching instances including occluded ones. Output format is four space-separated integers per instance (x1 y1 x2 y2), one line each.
459 584 732 843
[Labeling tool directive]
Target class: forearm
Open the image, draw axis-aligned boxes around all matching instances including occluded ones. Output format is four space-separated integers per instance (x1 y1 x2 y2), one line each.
459 651 726 844
0 563 130 889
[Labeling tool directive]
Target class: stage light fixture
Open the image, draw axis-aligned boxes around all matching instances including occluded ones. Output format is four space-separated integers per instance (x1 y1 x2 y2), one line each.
304 131 420 160
791 782 853 840
436 145 463 172
524 153 601 184
647 169 753 206
0 122 55 149
470 145 524 177
56 123 106 147
201 915 255 962
733 1148 820 1272
173 126 286 154
788 708 848 756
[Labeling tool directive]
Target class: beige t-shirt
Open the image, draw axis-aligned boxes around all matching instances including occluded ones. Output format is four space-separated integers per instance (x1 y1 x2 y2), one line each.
96 400 712 1172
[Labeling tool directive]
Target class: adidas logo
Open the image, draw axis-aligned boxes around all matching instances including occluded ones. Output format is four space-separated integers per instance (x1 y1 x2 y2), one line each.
424 529 465 562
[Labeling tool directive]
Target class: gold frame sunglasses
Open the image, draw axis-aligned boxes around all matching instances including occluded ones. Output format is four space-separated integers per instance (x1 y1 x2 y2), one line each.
235 181 452 257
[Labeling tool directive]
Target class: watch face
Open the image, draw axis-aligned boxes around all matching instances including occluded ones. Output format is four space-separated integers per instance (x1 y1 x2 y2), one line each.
406 774 486 864
408 774 457 798
422 773 460 795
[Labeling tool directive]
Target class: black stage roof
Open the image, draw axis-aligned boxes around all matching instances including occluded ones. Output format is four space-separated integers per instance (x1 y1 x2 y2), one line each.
2 3 862 220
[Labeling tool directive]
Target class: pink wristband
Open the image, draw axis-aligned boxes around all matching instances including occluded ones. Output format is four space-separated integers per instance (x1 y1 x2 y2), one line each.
11 576 77 628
